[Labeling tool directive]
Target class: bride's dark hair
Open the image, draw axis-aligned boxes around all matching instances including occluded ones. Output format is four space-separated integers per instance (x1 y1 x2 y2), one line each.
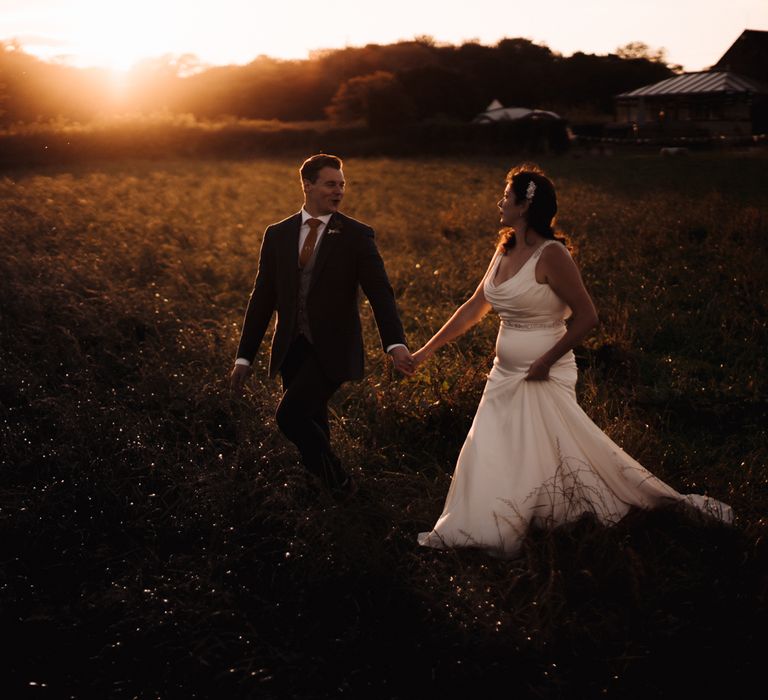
498 163 569 252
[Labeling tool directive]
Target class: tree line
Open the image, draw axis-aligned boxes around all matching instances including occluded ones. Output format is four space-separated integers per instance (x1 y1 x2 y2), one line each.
0 37 675 129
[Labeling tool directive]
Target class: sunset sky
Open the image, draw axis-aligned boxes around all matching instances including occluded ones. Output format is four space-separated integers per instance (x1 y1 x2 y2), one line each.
2 0 767 73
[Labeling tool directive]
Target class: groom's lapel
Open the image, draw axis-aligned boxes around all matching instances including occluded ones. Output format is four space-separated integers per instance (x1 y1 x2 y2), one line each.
310 212 343 290
282 212 302 283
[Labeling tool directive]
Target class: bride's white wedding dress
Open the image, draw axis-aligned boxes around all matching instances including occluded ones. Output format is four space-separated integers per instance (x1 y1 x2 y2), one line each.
418 241 733 557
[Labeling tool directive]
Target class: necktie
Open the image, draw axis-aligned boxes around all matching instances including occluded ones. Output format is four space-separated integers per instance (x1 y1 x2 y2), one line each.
299 218 322 268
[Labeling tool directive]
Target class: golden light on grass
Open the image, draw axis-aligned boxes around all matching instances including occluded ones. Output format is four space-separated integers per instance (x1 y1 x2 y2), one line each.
1 152 765 697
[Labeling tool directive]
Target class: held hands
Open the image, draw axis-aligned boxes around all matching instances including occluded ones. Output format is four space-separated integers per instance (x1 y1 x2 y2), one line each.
389 346 415 376
411 347 433 369
229 363 253 393
525 356 552 381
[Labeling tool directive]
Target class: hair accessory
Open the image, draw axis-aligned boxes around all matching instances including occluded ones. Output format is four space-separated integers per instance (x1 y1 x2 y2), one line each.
525 180 536 202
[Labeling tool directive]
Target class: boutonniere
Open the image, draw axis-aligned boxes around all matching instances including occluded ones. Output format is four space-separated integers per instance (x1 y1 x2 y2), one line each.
326 225 342 236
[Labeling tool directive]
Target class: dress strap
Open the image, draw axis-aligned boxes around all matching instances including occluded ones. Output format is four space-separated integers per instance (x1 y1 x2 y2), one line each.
532 239 560 259
482 248 504 283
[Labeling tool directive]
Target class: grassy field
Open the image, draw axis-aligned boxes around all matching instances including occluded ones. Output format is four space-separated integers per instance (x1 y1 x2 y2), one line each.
1 151 766 698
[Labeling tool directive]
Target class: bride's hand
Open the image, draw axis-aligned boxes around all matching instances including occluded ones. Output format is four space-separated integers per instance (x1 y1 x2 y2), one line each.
525 357 551 381
411 347 432 369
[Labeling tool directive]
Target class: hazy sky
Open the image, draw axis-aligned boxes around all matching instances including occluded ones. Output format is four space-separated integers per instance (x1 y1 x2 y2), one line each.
2 0 767 72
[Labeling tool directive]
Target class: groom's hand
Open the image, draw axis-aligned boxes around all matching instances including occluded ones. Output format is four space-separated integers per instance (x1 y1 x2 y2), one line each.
229 363 253 393
389 346 415 376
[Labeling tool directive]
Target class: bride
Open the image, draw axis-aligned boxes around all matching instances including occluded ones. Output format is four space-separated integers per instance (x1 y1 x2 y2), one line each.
413 164 733 557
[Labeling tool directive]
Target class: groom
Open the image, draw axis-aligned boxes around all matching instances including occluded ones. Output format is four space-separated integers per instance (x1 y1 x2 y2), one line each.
230 154 413 491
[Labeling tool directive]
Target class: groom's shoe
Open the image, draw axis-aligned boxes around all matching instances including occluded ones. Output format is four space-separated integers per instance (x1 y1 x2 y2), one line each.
319 452 357 498
330 473 357 501
317 451 349 490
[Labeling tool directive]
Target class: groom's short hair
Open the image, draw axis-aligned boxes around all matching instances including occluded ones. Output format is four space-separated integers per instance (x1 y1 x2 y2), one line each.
300 154 343 184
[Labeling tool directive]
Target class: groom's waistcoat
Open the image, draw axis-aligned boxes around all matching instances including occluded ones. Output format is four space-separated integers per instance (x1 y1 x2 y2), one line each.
295 240 319 342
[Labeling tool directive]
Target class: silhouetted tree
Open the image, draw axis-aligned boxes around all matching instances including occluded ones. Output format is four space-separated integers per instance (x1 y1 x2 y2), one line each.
0 79 6 124
398 65 482 120
326 71 415 129
0 41 111 124
0 36 677 127
616 42 683 73
556 51 673 113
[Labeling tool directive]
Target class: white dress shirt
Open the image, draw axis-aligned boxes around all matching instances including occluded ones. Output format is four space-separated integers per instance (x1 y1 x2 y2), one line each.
235 208 406 366
298 208 332 255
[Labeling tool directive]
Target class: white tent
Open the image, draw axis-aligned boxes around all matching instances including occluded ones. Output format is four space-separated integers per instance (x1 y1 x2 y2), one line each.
473 100 561 123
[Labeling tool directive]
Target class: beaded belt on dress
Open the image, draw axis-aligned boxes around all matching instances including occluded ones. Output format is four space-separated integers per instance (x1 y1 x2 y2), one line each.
501 319 566 330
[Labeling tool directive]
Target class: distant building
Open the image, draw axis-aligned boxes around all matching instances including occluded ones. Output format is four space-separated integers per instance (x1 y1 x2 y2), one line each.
613 29 768 137
473 100 561 123
712 29 768 84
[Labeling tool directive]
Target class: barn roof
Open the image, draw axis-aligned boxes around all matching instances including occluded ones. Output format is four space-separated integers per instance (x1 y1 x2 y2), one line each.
713 29 768 83
617 70 768 98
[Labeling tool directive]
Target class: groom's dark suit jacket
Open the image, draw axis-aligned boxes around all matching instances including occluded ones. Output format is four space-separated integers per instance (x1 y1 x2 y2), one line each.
236 211 406 384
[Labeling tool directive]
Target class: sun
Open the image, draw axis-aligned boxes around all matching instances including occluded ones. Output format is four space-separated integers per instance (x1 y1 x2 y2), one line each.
11 0 371 73
64 1 189 72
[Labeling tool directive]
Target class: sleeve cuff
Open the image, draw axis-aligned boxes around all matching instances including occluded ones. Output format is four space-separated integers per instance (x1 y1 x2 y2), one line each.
235 358 251 366
386 343 408 353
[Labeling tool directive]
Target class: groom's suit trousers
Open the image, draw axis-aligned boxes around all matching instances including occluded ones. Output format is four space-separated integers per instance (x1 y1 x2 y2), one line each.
275 335 347 488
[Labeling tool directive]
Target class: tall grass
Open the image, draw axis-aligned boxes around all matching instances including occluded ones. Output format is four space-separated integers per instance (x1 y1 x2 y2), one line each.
1 152 766 698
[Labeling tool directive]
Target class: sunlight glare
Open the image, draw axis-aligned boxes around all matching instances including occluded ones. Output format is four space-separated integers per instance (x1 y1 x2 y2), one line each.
5 0 768 73
66 1 188 72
